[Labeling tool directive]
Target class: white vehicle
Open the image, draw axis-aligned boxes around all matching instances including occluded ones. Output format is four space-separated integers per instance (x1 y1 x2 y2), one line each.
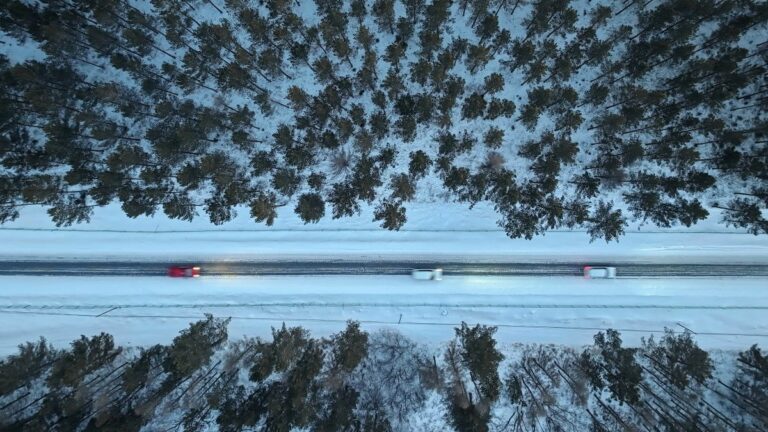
411 268 443 281
583 266 617 279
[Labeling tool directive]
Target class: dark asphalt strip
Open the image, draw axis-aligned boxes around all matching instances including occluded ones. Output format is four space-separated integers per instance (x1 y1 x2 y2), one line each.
0 261 766 277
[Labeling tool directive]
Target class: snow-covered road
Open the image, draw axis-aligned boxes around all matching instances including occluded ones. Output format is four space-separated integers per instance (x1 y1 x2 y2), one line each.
3 204 766 354
0 275 765 353
1 260 767 277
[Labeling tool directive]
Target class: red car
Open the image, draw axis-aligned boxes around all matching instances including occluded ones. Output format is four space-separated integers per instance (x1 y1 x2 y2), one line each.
167 266 201 278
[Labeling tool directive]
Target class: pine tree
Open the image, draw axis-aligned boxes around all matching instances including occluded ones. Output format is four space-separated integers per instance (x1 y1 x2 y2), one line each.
466 44 491 73
402 0 426 25
48 333 122 389
482 73 504 94
382 68 404 101
475 14 498 44
329 182 360 218
714 198 768 235
384 40 406 68
372 0 396 33
390 173 416 201
373 199 407 230
424 0 452 31
731 344 768 415
329 321 369 373
506 39 535 72
643 328 713 390
272 168 301 197
396 17 414 42
485 98 515 120
583 83 609 106
408 150 432 178
307 172 326 191
351 157 383 203
350 0 367 23
586 201 626 243
204 194 236 225
418 29 442 59
455 322 504 402
369 111 389 141
357 50 379 93
250 192 278 226
483 127 504 149
47 193 94 227
0 337 58 395
315 386 360 431
163 193 197 222
580 329 642 405
462 92 487 119
295 192 325 223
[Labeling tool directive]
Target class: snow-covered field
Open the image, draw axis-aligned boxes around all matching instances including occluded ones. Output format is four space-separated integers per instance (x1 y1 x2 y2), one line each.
1 275 766 355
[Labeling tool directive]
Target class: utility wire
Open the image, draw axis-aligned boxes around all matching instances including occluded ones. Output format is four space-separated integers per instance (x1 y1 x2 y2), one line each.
1 303 767 310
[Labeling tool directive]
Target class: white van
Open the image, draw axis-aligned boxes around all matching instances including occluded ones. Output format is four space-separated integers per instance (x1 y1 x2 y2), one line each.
411 269 443 281
583 266 617 279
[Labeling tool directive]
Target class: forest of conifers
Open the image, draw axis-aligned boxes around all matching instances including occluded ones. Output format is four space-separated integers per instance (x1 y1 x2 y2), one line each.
1 317 767 431
0 0 766 239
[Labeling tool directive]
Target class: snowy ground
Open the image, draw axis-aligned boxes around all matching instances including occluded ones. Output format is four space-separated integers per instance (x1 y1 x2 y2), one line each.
3 229 768 263
1 275 766 355
1 204 766 356
2 202 767 263
2 201 749 233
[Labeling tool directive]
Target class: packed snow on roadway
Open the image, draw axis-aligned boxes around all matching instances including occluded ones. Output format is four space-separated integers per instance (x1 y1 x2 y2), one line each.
0 275 765 355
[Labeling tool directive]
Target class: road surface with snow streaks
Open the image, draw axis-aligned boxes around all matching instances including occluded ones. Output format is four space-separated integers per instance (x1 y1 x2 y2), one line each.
0 261 767 277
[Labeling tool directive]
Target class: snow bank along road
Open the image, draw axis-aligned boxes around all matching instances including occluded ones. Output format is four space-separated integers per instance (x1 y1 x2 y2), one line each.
2 229 767 264
0 275 766 353
1 260 768 277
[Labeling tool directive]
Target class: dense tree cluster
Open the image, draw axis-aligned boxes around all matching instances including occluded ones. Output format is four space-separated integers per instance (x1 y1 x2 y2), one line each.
0 0 766 239
0 318 766 431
